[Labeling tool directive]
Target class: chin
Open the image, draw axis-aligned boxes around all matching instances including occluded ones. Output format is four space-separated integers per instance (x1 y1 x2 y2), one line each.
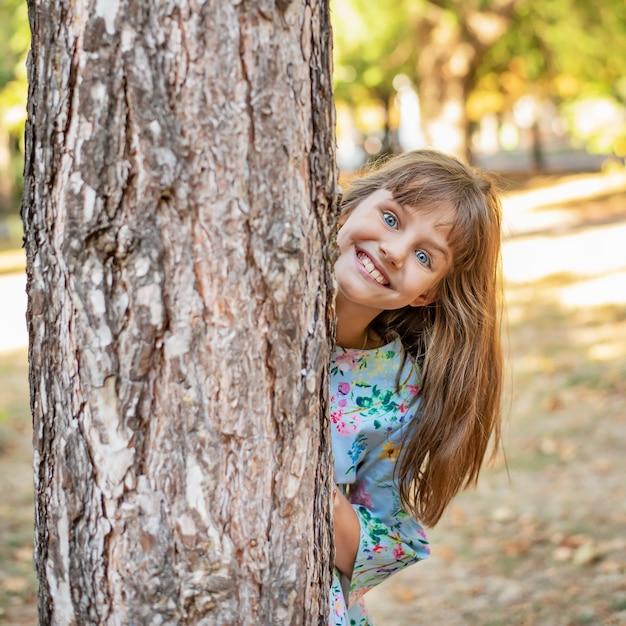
337 285 383 310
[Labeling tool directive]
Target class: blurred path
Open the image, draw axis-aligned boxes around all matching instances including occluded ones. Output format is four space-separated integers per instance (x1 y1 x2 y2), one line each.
502 169 626 237
0 272 27 354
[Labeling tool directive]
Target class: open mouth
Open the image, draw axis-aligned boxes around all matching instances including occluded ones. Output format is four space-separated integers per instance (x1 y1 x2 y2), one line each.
355 249 390 287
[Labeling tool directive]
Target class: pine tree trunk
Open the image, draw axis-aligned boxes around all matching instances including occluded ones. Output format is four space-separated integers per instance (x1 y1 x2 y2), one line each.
416 4 516 162
416 23 472 160
21 1 336 624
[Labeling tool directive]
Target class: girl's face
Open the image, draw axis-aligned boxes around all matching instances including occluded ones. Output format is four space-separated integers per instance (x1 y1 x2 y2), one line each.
335 188 454 313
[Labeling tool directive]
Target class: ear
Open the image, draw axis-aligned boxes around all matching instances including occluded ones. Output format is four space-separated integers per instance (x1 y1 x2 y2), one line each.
408 288 437 308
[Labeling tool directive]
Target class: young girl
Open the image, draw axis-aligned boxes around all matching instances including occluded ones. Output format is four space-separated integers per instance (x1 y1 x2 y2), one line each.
328 149 503 625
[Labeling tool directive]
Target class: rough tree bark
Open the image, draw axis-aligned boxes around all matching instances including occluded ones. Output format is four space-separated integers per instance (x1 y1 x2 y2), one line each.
22 1 336 624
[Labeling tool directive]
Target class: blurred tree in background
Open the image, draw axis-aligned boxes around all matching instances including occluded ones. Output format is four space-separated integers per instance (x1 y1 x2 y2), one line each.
0 0 28 216
332 0 626 166
1 0 625 222
474 0 626 164
332 1 419 155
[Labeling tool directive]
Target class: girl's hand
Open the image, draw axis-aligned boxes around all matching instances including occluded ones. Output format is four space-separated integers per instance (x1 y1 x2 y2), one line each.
333 484 361 578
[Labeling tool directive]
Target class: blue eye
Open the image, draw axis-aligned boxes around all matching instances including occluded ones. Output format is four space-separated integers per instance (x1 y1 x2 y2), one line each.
415 249 431 267
383 211 398 228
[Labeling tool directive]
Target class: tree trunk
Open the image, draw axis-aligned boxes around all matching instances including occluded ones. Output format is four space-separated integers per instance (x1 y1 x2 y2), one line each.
21 1 336 624
531 119 545 171
417 34 470 160
416 3 517 162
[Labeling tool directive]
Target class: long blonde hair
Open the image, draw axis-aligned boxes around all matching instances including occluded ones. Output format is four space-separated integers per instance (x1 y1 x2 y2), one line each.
339 150 503 527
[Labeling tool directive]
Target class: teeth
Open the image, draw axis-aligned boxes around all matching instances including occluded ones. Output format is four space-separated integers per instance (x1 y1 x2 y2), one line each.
357 252 387 285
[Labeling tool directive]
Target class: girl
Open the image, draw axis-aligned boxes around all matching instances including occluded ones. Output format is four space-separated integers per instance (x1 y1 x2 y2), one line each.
328 150 503 625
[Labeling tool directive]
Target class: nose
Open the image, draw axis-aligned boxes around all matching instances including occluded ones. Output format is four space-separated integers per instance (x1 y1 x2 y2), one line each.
379 236 410 268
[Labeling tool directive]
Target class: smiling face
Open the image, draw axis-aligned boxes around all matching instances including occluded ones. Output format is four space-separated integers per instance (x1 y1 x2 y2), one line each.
335 188 454 315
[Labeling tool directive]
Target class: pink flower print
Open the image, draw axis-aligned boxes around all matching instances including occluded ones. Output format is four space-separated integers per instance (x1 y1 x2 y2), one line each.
335 421 349 435
372 544 384 553
335 352 358 370
332 593 345 616
350 481 374 509
393 544 405 559
407 384 421 396
398 402 408 413
336 416 360 436
338 398 347 408
330 409 343 424
338 381 351 395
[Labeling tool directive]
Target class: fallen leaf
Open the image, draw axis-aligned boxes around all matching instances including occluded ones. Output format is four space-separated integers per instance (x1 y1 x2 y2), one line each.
392 587 417 602
504 539 532 556
432 545 456 562
545 395 563 412
2 576 28 592
553 546 573 562
13 546 32 562
560 534 591 548
573 542 601 566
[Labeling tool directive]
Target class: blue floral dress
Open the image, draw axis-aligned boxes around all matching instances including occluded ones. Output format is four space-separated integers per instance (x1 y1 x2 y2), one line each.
328 334 431 625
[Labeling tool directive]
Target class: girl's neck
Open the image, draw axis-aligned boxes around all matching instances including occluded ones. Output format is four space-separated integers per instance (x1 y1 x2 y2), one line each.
335 292 382 349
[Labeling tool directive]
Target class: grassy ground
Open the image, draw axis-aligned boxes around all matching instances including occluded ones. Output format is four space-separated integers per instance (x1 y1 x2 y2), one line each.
0 350 37 625
1 173 625 625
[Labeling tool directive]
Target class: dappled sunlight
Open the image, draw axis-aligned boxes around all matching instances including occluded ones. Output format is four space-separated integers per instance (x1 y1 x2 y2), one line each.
505 269 626 382
501 173 626 315
503 170 626 215
502 222 626 285
512 352 557 377
558 272 626 308
502 177 626 316
502 171 626 238
0 272 27 354
588 341 626 362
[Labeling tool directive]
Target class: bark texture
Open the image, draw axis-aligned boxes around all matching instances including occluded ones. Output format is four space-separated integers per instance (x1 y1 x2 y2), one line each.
22 1 336 624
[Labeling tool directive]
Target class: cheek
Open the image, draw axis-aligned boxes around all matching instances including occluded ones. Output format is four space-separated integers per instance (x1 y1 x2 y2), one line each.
336 227 353 253
403 266 437 294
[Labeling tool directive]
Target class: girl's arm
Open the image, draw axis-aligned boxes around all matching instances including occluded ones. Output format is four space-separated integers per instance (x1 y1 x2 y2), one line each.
333 485 361 578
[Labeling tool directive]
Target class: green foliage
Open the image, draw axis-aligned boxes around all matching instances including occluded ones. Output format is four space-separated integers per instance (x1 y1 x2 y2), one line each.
473 0 626 152
333 0 626 154
480 0 626 103
0 0 29 215
331 0 420 105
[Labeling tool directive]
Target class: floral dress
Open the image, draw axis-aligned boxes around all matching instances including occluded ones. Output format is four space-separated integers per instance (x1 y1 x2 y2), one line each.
328 334 431 625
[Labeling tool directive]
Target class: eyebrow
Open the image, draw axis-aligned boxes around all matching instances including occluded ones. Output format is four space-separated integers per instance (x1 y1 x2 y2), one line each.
385 200 452 260
423 237 450 261
385 198 452 224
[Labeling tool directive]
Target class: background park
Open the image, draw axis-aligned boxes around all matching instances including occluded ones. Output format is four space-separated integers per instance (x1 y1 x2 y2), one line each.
1 0 625 624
